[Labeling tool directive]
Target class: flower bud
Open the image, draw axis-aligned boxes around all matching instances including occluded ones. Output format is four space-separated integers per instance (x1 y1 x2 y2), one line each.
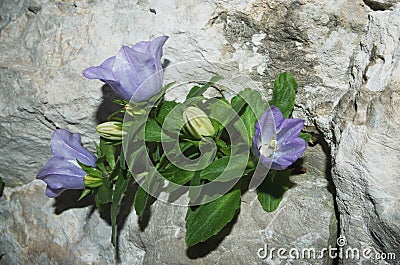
96 121 125 141
84 174 103 188
183 106 215 139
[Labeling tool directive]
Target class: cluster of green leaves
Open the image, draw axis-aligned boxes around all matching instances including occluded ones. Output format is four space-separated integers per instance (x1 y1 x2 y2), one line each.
79 72 310 249
184 72 311 246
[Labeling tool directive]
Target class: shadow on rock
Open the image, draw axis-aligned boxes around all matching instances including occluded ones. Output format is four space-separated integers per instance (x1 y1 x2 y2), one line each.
53 190 95 215
186 213 239 259
96 84 122 123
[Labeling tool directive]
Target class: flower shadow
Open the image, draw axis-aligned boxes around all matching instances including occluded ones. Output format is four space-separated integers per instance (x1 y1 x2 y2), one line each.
95 84 122 123
53 190 95 215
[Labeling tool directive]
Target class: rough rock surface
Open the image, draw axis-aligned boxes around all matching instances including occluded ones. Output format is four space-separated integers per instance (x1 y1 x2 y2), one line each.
0 145 336 265
330 5 400 263
0 180 145 265
0 0 399 264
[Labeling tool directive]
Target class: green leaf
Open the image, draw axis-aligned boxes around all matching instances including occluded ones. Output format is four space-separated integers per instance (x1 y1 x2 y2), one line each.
237 105 257 145
134 170 160 217
208 98 234 128
185 189 241 246
200 155 248 182
127 145 146 172
156 101 178 125
269 72 298 118
186 75 224 99
112 99 129 106
100 138 115 170
78 189 92 201
236 88 266 118
257 169 291 212
299 132 312 143
134 186 149 217
95 157 107 174
215 138 230 156
95 180 113 205
161 164 195 185
111 172 130 247
188 172 202 204
144 119 173 142
77 161 103 178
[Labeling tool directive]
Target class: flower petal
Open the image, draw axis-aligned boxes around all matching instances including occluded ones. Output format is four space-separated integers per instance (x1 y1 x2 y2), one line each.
83 37 168 102
50 129 96 166
256 106 279 144
112 45 156 100
130 69 163 102
83 56 116 81
277 118 304 141
36 157 85 190
272 137 307 170
45 186 65 198
147 36 169 62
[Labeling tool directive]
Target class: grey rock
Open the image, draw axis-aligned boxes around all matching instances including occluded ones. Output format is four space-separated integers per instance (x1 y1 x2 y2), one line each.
0 0 399 264
0 145 336 265
329 4 400 264
0 180 145 265
128 144 337 265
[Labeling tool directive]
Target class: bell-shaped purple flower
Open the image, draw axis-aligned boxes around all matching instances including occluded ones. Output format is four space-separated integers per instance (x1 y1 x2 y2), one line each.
83 36 168 102
36 129 97 198
252 106 306 170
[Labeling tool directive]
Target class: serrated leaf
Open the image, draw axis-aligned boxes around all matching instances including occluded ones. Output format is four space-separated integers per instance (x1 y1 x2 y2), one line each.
269 72 298 118
200 155 248 182
257 169 291 212
185 189 241 246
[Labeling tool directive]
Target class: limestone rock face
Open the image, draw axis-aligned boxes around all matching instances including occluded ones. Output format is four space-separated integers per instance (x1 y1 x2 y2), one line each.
0 145 336 265
0 0 399 264
330 6 400 262
0 180 145 265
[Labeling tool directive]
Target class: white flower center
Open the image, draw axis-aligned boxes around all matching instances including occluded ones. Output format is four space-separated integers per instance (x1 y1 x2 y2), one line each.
259 137 279 158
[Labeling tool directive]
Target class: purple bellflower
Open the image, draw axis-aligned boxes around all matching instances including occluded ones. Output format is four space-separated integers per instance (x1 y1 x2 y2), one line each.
36 129 97 198
252 106 306 170
83 36 168 102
